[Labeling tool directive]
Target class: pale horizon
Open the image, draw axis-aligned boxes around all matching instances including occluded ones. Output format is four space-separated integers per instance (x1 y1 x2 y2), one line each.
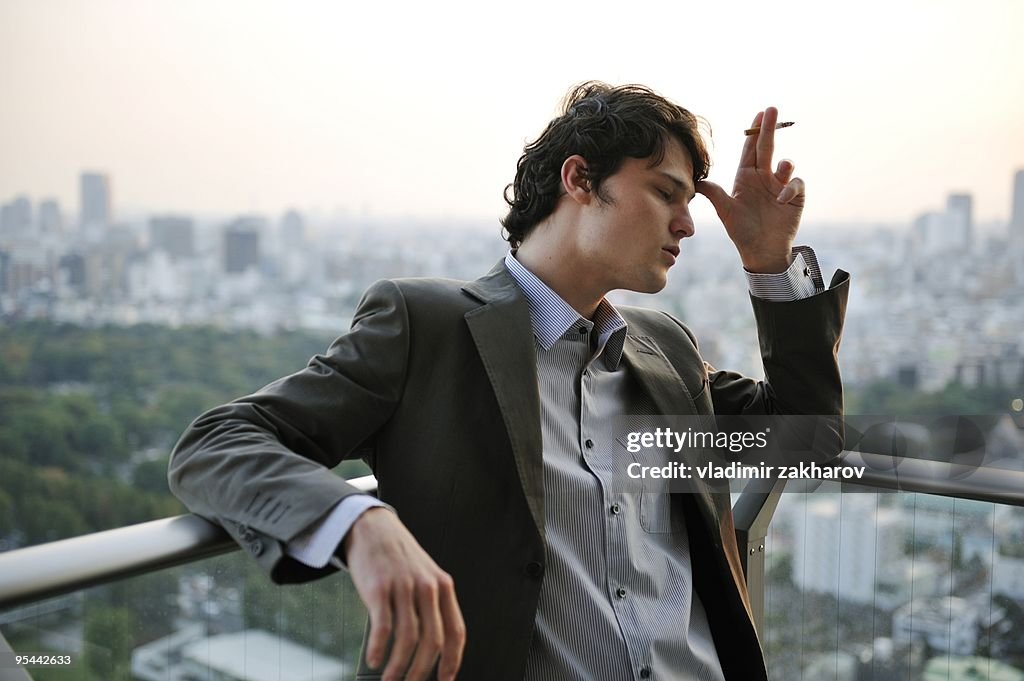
2 0 1022 231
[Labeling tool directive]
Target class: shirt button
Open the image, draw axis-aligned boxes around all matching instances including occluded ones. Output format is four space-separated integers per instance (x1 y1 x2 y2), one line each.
578 326 587 334
610 503 621 515
524 561 544 579
640 666 651 678
585 439 594 449
615 587 627 599
803 267 810 277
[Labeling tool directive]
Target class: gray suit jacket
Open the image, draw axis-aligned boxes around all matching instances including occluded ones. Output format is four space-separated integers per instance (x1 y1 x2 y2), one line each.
169 259 849 680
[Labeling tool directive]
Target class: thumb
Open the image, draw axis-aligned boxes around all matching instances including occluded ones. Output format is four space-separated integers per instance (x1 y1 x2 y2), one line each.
695 180 732 221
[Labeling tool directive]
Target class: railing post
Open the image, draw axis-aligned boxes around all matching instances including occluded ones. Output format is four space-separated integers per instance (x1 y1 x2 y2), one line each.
732 476 787 636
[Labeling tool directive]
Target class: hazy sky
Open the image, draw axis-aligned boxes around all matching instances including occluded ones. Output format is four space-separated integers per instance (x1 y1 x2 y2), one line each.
1 0 1022 230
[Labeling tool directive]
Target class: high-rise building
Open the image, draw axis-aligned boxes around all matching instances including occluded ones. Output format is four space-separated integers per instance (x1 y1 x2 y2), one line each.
912 197 975 257
280 208 306 246
792 495 902 606
38 199 63 234
80 172 112 229
149 216 195 259
1011 169 1024 260
0 195 32 239
58 253 87 290
0 251 10 294
911 211 946 256
224 218 262 274
946 192 972 251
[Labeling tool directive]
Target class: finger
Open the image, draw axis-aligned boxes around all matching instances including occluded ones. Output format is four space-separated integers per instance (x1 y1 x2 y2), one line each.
405 580 443 681
437 574 466 681
364 585 394 669
383 584 419 681
756 106 778 172
774 159 795 185
694 180 732 222
776 176 806 204
738 111 764 168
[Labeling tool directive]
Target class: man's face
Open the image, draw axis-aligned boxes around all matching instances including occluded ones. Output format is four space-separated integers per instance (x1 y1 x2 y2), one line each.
575 138 696 296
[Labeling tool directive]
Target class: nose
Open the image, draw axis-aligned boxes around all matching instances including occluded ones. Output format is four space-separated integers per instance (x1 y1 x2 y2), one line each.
671 205 695 239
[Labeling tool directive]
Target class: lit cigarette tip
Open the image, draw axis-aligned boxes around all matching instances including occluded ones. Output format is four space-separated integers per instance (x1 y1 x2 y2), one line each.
744 121 795 136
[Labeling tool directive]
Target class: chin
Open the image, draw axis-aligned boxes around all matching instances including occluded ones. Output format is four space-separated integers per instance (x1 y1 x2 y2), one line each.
632 276 668 295
618 267 669 295
650 269 671 292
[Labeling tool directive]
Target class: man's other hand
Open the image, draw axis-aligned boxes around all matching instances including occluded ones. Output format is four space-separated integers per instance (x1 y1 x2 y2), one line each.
343 507 466 681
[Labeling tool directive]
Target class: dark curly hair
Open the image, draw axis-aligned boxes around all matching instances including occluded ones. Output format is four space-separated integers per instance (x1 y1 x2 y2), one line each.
501 81 712 248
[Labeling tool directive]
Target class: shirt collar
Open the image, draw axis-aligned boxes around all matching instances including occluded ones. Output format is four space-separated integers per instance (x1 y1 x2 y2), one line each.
503 251 627 370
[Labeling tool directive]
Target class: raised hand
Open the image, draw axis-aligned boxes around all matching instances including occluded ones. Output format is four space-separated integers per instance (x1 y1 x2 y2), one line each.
343 508 466 681
696 107 805 273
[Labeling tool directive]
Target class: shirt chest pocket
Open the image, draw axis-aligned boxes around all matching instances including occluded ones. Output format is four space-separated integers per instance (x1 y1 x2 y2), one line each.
639 492 683 534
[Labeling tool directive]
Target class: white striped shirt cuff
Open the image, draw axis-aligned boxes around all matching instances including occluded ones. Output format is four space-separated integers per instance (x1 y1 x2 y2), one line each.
285 494 392 569
744 246 823 302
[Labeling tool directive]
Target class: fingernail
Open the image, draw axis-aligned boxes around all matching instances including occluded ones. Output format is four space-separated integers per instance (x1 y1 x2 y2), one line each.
776 192 787 203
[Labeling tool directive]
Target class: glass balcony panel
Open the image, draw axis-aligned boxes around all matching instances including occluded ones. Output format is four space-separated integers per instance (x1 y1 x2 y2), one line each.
1 550 367 681
764 483 1024 680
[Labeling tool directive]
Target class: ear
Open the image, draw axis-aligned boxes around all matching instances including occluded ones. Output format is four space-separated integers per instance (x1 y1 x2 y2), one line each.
560 155 594 206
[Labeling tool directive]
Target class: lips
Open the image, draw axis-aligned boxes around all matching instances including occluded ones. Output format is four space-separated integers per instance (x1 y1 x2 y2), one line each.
663 246 680 257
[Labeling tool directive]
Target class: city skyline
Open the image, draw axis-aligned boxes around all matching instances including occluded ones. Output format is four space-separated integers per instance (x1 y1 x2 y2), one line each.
4 167 1024 234
1 0 1023 229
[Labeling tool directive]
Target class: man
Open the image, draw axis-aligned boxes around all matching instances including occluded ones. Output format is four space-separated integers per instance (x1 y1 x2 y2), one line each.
169 82 848 681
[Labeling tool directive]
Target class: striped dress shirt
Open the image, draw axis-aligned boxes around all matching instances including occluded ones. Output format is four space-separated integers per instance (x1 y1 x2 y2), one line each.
506 252 725 681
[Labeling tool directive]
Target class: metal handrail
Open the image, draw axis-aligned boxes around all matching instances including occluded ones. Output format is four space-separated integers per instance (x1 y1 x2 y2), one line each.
0 476 378 610
2 455 1023 612
833 450 1024 507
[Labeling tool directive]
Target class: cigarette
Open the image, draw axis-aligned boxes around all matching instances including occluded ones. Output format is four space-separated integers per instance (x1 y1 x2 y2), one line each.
744 121 795 135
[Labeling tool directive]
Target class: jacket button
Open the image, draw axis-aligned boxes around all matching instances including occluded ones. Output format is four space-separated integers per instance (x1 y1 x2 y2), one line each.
249 540 264 556
524 561 544 579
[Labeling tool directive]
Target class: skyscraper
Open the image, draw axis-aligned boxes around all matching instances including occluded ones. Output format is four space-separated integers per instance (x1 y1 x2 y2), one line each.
0 195 32 239
946 193 972 252
279 208 306 246
80 172 112 230
1011 169 1024 262
224 218 262 274
149 216 195 259
38 199 63 235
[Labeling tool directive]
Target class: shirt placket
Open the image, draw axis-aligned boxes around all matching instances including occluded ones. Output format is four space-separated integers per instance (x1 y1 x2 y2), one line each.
578 329 654 681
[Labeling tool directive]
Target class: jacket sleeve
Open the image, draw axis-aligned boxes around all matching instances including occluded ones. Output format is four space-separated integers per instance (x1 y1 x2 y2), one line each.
167 279 410 583
680 270 850 465
708 269 849 418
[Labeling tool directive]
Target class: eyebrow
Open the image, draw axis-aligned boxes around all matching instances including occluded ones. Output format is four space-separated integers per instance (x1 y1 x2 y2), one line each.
657 171 696 201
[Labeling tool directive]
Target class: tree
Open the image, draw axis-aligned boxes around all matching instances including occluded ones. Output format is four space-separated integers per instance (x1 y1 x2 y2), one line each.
83 605 137 680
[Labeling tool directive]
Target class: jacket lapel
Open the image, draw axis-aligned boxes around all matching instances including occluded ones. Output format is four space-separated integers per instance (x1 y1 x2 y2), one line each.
462 262 545 541
622 335 699 417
